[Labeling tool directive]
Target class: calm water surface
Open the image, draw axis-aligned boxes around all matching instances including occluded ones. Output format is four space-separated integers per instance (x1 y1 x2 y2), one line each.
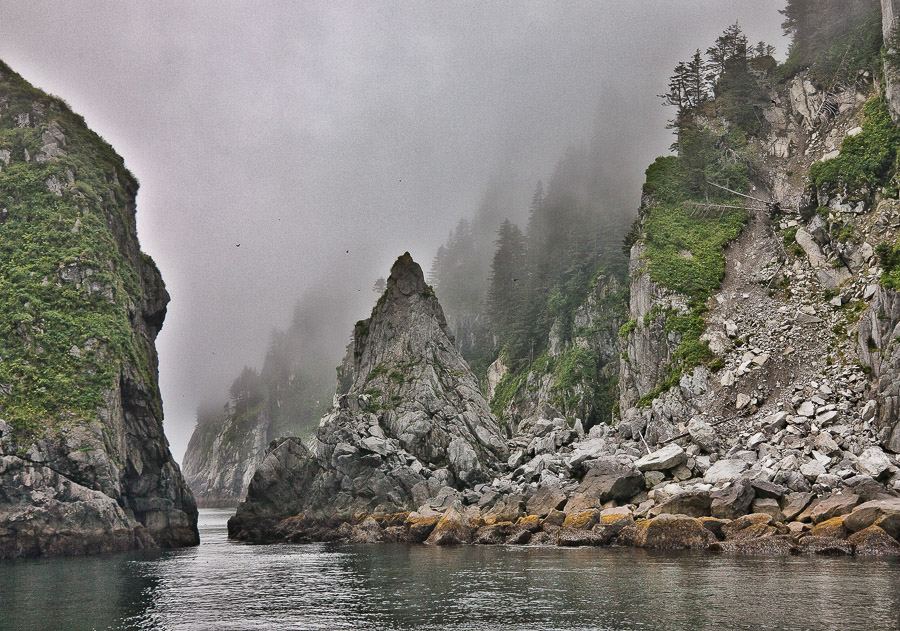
2 509 899 630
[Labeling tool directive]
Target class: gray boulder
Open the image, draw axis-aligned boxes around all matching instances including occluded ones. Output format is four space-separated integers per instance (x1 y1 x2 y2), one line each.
635 444 687 472
687 418 719 453
704 459 749 485
564 457 644 512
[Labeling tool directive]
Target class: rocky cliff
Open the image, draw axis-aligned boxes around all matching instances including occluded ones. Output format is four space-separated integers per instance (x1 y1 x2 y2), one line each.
0 61 198 558
225 13 900 557
228 253 508 541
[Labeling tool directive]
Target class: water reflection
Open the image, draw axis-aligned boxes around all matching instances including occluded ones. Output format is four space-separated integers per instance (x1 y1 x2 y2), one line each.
0 547 160 631
2 509 899 631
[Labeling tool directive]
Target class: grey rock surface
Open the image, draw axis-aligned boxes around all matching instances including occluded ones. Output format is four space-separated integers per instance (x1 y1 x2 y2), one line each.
230 254 507 539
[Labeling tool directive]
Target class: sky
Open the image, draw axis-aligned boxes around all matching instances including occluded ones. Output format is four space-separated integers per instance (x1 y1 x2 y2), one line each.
0 1 787 462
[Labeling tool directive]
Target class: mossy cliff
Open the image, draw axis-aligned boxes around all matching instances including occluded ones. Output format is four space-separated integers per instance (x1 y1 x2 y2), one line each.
0 61 198 559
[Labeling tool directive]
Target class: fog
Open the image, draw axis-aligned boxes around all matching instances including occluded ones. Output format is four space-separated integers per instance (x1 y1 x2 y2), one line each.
0 1 787 461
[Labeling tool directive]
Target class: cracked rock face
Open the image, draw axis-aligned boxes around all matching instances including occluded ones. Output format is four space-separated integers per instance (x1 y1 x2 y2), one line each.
229 253 507 540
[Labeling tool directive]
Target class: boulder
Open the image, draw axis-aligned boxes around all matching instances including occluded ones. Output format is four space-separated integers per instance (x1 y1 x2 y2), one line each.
425 506 475 545
750 479 786 499
404 513 440 543
722 513 775 540
515 515 541 532
541 509 566 528
703 459 749 485
556 527 608 547
780 492 814 522
799 460 826 481
710 479 755 519
750 498 783 522
808 517 848 539
483 494 525 525
564 458 644 512
876 513 900 540
350 517 384 543
635 444 687 472
843 498 900 532
687 418 719 453
797 494 860 524
474 522 514 545
596 508 634 536
525 485 568 517
562 510 601 530
842 475 894 502
848 526 900 555
652 490 712 518
625 514 716 549
858 447 893 478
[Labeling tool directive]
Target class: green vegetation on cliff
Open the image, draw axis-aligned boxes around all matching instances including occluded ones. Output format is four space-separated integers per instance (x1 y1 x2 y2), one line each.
0 61 157 441
810 97 900 199
642 199 747 303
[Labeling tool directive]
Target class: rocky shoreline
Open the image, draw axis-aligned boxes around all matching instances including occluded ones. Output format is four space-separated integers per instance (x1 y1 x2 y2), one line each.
228 434 900 557
228 248 900 558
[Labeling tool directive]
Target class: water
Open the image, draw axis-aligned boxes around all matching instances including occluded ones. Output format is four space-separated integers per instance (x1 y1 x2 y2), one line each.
2 509 900 631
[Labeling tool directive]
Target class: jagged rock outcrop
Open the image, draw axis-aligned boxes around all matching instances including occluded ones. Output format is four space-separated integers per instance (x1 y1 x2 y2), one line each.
228 253 507 541
0 61 198 558
858 286 900 452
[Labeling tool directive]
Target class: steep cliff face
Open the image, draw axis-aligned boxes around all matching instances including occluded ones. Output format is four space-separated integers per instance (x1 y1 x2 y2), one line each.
0 61 198 558
228 253 507 540
859 279 900 452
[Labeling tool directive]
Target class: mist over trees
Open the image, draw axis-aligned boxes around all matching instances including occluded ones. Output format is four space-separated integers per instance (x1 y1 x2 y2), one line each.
780 0 883 86
193 287 353 442
430 128 634 377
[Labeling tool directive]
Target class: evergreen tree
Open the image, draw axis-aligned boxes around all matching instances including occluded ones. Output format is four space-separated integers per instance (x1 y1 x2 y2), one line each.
487 219 527 356
428 245 447 288
706 22 748 79
661 49 709 129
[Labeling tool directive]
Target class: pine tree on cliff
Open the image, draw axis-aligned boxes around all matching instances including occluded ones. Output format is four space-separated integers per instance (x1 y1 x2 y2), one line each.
487 219 527 359
706 22 749 78
660 49 709 128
